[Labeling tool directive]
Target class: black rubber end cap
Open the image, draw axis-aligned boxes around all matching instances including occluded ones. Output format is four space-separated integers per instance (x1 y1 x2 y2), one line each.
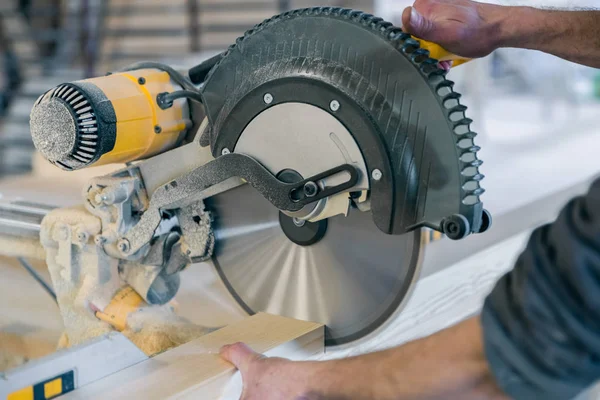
443 214 470 240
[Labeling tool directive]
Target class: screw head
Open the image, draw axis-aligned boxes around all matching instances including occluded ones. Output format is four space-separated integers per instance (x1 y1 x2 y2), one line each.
77 231 89 243
154 125 162 134
138 77 146 85
329 100 340 112
221 148 231 155
263 93 273 104
303 181 319 198
447 222 458 234
372 169 383 181
117 238 131 254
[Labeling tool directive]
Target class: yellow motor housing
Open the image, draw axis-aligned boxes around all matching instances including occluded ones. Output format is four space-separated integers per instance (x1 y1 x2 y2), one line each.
30 68 191 171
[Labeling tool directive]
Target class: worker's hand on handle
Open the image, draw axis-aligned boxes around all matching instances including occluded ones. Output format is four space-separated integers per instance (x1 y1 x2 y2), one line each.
402 0 504 63
403 0 600 68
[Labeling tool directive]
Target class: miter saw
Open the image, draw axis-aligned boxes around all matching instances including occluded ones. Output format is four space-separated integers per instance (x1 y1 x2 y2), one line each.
23 7 490 348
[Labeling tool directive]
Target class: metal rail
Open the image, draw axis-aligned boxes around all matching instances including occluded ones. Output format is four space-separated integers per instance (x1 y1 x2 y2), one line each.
0 201 53 238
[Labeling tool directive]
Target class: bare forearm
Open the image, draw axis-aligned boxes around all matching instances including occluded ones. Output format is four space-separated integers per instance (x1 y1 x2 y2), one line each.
496 6 600 67
300 317 506 400
403 1 600 68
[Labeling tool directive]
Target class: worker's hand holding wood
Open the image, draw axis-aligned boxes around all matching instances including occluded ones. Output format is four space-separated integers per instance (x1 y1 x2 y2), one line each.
220 342 323 400
220 318 508 400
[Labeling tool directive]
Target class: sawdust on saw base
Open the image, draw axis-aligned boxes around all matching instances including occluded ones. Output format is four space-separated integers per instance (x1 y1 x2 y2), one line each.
53 284 114 349
121 305 212 356
40 206 212 358
56 303 212 357
0 352 27 372
0 331 57 372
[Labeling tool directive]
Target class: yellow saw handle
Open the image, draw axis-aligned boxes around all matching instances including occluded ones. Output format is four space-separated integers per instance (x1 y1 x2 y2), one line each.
413 37 471 67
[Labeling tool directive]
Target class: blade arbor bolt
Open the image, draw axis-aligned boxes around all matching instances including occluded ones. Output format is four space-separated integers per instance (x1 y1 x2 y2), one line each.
304 181 319 198
263 93 274 104
292 217 306 227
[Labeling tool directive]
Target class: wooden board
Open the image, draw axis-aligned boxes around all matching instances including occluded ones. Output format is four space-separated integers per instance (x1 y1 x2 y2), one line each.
61 313 323 400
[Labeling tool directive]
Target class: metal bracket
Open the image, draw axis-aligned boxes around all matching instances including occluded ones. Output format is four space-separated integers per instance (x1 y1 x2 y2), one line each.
120 153 359 257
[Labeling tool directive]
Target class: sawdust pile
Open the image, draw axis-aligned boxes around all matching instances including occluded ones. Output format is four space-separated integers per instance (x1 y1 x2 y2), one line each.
40 204 212 360
41 206 114 348
54 287 113 350
0 352 27 373
55 304 211 357
122 305 212 356
0 331 58 372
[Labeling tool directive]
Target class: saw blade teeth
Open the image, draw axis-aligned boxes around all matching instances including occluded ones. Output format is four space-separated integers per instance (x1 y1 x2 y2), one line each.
421 57 438 65
454 125 470 135
449 109 467 122
452 117 473 128
461 164 480 176
467 160 484 168
461 146 481 155
387 28 403 40
442 92 462 104
368 16 384 27
377 21 393 32
467 187 485 196
421 63 439 75
460 152 476 163
350 10 363 20
462 179 484 192
457 138 475 150
427 68 448 78
420 59 440 73
471 173 485 181
448 104 467 113
404 38 419 48
435 80 455 95
412 50 430 64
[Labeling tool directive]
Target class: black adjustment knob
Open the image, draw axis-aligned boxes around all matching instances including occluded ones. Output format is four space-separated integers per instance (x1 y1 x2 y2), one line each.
442 214 470 240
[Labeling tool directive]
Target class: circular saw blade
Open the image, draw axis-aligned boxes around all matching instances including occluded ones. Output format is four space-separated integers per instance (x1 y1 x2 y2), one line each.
206 184 422 347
